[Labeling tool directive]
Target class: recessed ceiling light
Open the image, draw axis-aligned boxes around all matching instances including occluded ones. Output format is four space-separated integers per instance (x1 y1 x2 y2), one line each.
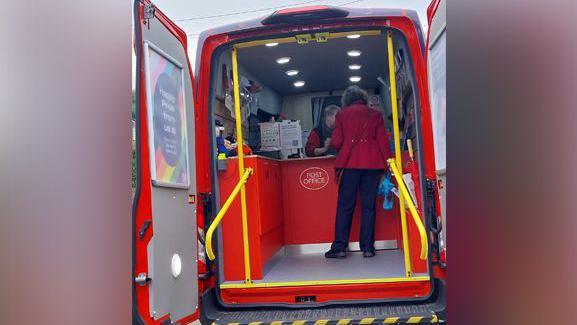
286 70 299 76
265 42 279 47
347 34 361 39
349 64 362 70
347 50 362 57
349 76 361 83
276 57 291 64
294 81 305 87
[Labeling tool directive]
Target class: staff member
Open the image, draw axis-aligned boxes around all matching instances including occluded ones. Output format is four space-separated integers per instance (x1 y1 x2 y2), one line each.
325 86 390 259
305 105 340 157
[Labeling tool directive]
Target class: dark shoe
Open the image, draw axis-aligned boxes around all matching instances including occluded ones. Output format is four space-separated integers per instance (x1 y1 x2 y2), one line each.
363 250 375 258
325 249 346 259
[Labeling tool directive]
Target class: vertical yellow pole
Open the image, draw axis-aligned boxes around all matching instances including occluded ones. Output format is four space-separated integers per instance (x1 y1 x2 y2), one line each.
231 46 252 283
387 31 412 277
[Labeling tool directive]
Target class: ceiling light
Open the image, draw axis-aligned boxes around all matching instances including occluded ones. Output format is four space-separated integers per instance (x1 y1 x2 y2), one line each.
349 64 362 70
347 50 362 57
286 70 299 76
347 34 361 39
294 81 305 87
349 76 361 83
276 57 291 64
265 42 279 47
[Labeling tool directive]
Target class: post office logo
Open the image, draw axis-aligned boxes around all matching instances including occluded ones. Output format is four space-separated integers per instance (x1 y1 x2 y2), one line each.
299 167 330 190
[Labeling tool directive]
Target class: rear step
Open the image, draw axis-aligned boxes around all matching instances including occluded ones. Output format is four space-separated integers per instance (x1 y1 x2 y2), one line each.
200 280 445 324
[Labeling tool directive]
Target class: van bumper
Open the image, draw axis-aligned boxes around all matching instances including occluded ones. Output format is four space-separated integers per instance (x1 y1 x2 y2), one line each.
199 279 446 324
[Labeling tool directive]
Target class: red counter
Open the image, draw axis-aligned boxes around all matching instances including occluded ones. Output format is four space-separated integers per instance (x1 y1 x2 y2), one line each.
219 155 404 282
219 156 284 281
281 156 400 246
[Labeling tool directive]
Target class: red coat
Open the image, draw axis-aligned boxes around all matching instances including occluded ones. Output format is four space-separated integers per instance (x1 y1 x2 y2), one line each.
330 102 390 169
305 128 323 157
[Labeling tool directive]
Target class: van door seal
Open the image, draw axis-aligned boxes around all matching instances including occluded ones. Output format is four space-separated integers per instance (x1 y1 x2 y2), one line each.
425 179 441 261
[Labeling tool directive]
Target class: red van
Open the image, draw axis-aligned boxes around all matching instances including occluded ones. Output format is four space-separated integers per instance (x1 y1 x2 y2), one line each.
133 1 446 324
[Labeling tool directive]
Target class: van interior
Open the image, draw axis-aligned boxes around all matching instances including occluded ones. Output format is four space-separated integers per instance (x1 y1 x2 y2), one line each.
209 29 428 299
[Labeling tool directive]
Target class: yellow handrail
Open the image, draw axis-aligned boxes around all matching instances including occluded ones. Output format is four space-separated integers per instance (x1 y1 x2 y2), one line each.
387 30 412 276
387 158 429 260
231 46 252 283
205 168 253 261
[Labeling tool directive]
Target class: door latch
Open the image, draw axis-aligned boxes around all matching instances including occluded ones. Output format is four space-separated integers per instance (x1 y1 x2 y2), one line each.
138 219 152 240
295 34 313 44
135 272 151 286
143 3 155 20
142 2 155 28
315 32 329 42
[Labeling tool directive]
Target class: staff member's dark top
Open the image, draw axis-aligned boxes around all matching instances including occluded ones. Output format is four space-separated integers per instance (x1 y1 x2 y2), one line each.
305 125 336 156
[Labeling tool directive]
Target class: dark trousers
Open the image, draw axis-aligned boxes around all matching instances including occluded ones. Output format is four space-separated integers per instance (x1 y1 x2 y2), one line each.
331 169 381 252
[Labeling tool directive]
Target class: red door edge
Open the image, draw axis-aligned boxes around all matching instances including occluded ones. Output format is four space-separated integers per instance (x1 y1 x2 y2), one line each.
424 0 446 272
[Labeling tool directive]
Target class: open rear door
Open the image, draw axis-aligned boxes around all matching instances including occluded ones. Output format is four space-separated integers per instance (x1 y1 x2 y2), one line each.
426 0 446 262
133 1 199 323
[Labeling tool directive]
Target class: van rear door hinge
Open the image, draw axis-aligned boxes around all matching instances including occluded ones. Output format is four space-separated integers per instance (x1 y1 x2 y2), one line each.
135 272 151 286
426 179 442 261
199 192 212 203
199 192 213 215
143 3 155 19
138 219 152 240
425 179 441 234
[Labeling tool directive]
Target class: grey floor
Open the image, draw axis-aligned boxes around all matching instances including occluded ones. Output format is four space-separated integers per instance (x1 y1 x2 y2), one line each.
259 249 406 283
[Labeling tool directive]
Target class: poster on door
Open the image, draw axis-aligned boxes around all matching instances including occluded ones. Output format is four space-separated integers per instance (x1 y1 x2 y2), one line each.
144 42 190 188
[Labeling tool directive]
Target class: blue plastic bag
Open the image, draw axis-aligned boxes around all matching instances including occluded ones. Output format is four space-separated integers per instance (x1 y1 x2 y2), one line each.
377 172 395 210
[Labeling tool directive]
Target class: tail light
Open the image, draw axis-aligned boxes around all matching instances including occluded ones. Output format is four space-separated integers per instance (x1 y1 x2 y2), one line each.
262 6 349 25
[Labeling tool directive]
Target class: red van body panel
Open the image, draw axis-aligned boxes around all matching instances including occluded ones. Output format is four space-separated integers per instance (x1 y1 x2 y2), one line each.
194 9 438 305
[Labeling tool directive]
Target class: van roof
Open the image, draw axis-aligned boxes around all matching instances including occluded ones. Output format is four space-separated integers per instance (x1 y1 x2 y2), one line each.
194 6 424 74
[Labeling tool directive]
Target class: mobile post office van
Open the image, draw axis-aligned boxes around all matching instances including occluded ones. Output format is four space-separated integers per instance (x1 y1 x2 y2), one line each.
133 1 446 324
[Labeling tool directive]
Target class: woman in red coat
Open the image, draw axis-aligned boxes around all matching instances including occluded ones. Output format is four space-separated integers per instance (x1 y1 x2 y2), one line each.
325 86 391 258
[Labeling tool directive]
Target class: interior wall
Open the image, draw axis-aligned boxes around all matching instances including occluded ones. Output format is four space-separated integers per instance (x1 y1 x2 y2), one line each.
281 88 377 131
281 90 340 130
215 51 283 115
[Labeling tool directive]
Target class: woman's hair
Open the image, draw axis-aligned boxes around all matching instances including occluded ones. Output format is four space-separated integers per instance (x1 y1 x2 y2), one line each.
341 85 368 107
324 105 341 118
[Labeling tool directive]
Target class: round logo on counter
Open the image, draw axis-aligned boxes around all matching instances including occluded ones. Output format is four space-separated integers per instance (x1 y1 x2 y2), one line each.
299 167 330 190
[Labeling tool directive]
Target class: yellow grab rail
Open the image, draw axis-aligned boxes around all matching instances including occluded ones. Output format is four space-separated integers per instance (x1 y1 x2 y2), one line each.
231 46 252 283
205 167 254 261
387 30 412 276
387 158 428 260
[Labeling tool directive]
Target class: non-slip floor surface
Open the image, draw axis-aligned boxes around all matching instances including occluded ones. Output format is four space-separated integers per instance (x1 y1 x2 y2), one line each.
260 249 406 283
201 281 446 324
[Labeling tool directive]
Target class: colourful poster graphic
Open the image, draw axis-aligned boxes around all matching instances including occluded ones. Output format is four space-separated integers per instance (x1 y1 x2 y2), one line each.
145 43 189 188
